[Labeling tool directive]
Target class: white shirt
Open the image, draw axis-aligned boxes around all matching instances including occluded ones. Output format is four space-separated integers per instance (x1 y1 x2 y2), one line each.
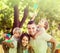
9 36 18 53
30 28 52 53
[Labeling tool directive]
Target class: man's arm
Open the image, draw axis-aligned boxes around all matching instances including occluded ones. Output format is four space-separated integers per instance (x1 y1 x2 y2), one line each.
49 38 56 53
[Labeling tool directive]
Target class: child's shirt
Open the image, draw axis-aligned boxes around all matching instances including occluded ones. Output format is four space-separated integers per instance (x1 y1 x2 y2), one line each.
9 36 18 53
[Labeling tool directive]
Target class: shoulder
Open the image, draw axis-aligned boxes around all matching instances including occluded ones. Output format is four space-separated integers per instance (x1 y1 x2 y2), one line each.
28 45 34 51
28 45 35 53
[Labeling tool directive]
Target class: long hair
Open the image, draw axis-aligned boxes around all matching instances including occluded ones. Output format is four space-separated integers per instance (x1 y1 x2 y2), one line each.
17 33 30 53
20 33 30 42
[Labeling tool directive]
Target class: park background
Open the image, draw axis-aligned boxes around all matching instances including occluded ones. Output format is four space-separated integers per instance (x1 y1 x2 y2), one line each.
0 0 60 52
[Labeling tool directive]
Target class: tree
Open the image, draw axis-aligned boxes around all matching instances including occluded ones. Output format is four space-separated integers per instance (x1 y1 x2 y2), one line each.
11 5 28 34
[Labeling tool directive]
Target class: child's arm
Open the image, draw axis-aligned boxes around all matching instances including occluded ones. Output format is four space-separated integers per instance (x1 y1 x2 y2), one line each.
2 41 14 48
30 13 37 21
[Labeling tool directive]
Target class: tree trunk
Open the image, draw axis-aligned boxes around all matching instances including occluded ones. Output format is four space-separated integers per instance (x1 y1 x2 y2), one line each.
19 7 28 28
11 5 28 35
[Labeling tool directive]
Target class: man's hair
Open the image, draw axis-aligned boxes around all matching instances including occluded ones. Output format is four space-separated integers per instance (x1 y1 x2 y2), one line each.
27 20 35 25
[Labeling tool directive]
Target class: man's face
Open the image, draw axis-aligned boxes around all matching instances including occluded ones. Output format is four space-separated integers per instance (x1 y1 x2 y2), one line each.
27 23 37 36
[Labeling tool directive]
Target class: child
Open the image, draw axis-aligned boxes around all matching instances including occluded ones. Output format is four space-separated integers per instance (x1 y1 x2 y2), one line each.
17 33 35 53
2 27 22 53
9 27 22 53
31 18 49 37
37 19 55 53
38 18 49 29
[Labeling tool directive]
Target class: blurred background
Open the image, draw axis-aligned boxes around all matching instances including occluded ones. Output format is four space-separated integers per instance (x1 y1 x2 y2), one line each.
0 0 60 49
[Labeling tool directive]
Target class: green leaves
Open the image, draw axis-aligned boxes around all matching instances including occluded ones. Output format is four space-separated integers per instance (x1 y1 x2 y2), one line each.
0 0 60 35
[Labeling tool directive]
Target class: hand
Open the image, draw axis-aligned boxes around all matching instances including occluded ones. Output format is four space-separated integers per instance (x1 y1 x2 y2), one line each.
2 41 7 45
30 12 37 21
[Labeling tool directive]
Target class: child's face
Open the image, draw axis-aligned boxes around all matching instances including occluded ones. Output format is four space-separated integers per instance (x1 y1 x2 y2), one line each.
14 32 20 38
22 36 29 47
38 19 46 27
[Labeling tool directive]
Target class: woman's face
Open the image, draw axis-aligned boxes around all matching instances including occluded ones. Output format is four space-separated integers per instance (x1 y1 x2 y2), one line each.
22 36 29 47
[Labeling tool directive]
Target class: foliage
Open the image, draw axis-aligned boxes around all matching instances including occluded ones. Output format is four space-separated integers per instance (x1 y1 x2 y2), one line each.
0 0 60 43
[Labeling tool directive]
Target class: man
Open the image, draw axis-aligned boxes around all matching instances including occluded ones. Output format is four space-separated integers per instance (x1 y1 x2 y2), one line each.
27 21 56 53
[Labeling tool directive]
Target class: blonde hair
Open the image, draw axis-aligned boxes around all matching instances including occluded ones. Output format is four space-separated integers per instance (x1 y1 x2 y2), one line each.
39 18 49 30
13 27 22 35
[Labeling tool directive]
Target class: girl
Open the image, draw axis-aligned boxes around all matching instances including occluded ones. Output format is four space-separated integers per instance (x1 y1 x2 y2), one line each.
17 33 35 53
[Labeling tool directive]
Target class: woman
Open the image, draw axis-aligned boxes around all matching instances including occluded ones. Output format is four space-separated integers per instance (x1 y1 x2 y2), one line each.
17 33 35 53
